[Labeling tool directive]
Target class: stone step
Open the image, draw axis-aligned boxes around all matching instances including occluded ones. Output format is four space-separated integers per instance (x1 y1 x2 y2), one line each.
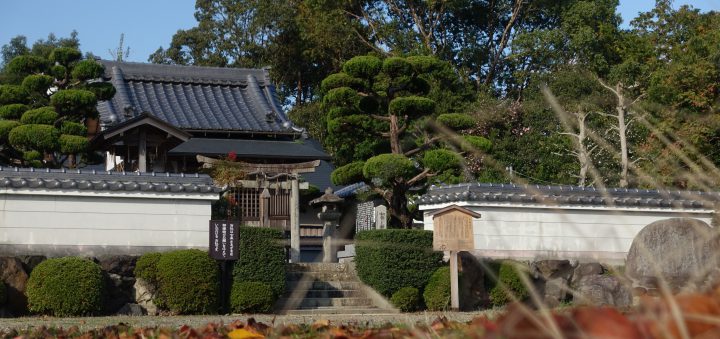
301 289 366 298
277 297 374 308
286 280 362 291
287 263 350 273
282 307 399 315
286 271 357 281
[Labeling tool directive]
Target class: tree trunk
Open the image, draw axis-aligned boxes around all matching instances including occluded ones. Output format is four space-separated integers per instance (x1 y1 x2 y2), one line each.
576 112 589 187
616 85 629 188
386 183 413 229
389 114 401 154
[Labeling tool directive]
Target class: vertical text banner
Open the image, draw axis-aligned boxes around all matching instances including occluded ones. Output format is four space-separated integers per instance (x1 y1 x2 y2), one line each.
209 220 239 260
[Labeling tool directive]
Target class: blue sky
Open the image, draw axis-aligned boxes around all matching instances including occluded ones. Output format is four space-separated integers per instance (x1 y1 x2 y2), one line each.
1 0 719 64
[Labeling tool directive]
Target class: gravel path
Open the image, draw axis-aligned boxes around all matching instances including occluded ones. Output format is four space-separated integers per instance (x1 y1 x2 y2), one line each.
0 311 496 332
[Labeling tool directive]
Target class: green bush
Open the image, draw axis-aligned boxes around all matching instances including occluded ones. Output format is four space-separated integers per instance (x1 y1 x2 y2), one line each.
320 73 364 92
230 281 274 313
382 57 413 77
0 280 6 305
5 55 48 75
342 55 382 78
59 134 89 154
323 87 360 108
49 47 82 65
355 229 442 297
134 252 163 283
0 120 21 143
388 96 435 117
0 104 28 120
155 249 219 314
461 135 492 152
60 121 88 136
331 161 365 185
71 60 105 80
423 266 451 311
83 82 116 101
21 107 58 125
406 56 442 73
437 113 475 130
23 150 42 161
233 227 285 296
50 89 97 117
9 124 60 151
423 149 461 173
26 257 104 316
391 287 422 312
0 85 28 105
51 65 67 79
22 74 54 94
363 154 416 186
486 260 530 307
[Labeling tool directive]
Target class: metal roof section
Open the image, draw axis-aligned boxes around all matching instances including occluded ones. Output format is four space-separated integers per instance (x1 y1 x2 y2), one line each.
167 138 331 160
419 183 720 210
96 60 298 135
0 167 222 196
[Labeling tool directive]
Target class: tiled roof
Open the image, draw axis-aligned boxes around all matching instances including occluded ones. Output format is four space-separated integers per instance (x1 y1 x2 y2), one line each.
0 167 222 195
419 183 720 209
96 61 298 135
168 138 331 160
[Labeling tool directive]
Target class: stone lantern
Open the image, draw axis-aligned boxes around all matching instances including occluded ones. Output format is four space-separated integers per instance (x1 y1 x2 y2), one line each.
310 187 344 263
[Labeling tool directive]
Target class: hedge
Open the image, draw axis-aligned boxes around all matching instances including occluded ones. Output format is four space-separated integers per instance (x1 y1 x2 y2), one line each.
26 257 104 316
134 252 163 283
485 260 530 307
230 281 274 313
355 229 442 297
233 227 286 297
391 287 422 312
423 266 451 311
155 249 219 314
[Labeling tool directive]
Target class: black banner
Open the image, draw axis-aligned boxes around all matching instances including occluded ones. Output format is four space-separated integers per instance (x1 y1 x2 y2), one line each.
209 220 239 260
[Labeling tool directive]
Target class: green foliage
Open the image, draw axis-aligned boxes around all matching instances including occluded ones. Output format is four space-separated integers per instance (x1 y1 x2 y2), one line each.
486 260 530 307
83 82 116 101
423 266 451 311
423 149 461 173
0 120 20 143
342 55 382 78
59 134 89 154
0 104 28 120
20 107 57 125
406 56 442 73
71 60 104 81
388 96 435 117
391 287 422 312
0 85 28 105
50 89 97 117
355 229 442 297
233 226 285 296
155 249 219 314
50 65 67 79
26 257 104 316
382 57 413 77
323 87 360 108
23 150 41 161
437 113 475 130
60 121 87 136
9 124 59 151
5 55 48 75
230 281 274 313
362 153 416 185
320 73 363 92
49 47 81 65
134 252 163 283
331 161 365 185
21 75 54 94
461 135 492 152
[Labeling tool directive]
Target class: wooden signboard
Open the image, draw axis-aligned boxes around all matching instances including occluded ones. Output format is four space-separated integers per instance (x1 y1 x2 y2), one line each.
209 220 239 260
431 205 479 251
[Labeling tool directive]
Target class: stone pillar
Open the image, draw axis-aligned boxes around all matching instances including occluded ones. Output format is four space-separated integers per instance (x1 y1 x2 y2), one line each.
290 175 300 263
450 251 459 311
322 206 337 263
138 129 147 172
259 187 270 227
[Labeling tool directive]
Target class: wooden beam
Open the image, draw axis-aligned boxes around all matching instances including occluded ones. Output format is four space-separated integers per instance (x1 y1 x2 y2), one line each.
235 180 309 190
197 155 320 173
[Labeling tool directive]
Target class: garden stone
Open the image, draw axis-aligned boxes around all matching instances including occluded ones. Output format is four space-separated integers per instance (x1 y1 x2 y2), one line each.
626 218 720 293
104 273 135 314
116 303 146 316
0 257 28 315
17 255 46 275
458 252 485 311
97 255 137 277
134 278 158 315
572 274 632 307
531 260 574 307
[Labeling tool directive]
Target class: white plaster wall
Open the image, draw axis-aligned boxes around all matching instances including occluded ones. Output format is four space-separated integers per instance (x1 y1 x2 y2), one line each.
422 203 714 263
0 192 213 252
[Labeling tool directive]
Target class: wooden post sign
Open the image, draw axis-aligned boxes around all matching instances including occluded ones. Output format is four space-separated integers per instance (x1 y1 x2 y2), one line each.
429 205 481 311
209 220 239 260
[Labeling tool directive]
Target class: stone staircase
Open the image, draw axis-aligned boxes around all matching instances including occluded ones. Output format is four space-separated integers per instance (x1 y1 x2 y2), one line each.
275 263 398 315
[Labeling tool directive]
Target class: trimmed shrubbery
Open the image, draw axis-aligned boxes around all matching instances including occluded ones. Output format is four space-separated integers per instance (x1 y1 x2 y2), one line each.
355 229 442 297
424 266 451 311
26 257 104 316
155 249 219 314
230 281 274 313
391 287 422 312
485 260 530 307
233 226 286 297
134 252 163 283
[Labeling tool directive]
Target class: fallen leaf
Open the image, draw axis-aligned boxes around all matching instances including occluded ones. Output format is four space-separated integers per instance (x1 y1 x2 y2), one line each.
227 328 265 339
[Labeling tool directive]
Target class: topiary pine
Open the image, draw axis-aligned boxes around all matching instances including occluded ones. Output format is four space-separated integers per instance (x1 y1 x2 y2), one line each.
321 55 491 228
